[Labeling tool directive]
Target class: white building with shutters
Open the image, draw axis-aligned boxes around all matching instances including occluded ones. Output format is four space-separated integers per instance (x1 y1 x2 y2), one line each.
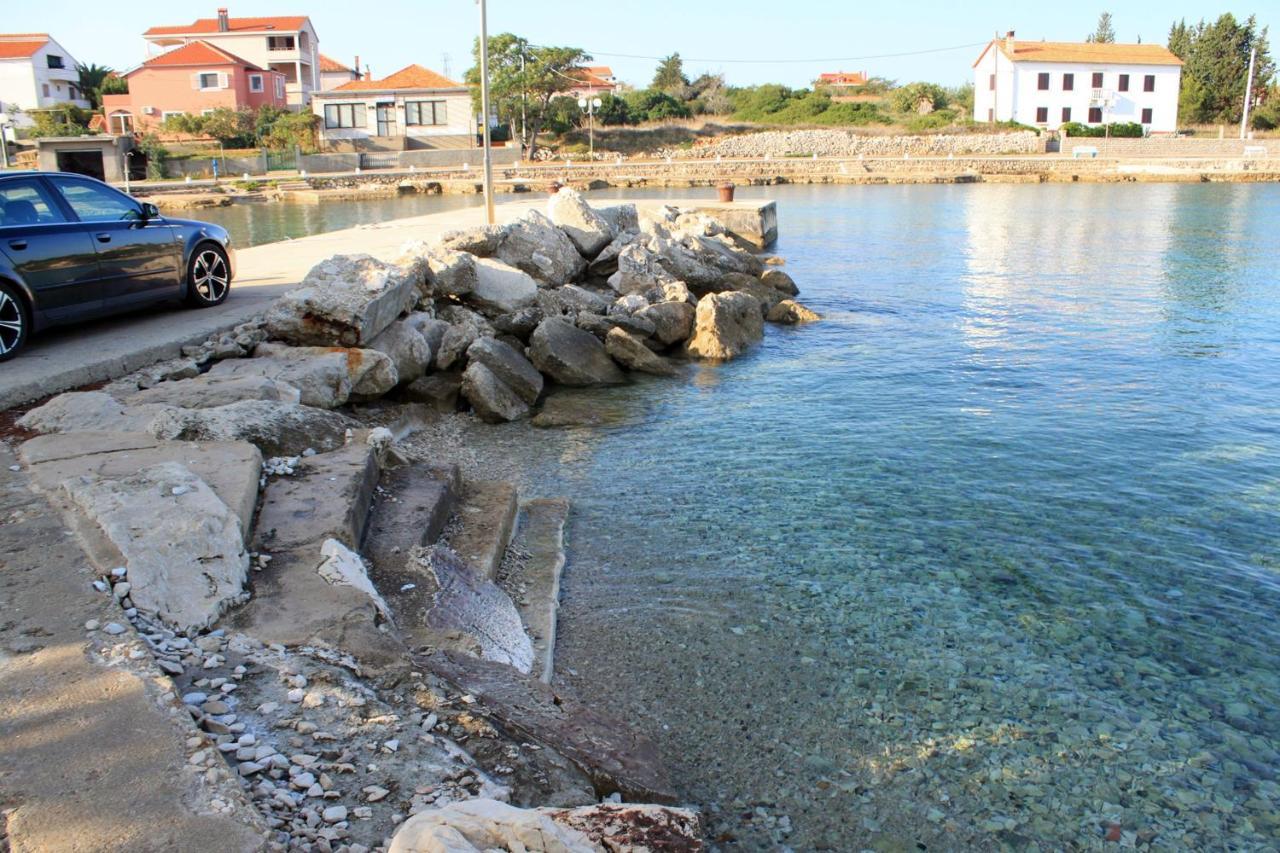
0 33 90 128
973 34 1183 133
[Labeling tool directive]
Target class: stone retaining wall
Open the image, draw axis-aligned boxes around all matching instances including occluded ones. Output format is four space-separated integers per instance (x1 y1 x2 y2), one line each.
678 130 1046 159
1062 137 1273 158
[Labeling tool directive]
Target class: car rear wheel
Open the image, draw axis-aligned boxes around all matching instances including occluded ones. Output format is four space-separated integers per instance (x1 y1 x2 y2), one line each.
186 244 231 308
0 281 30 362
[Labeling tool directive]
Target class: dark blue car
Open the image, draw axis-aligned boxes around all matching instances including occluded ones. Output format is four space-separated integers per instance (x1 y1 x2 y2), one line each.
0 171 235 361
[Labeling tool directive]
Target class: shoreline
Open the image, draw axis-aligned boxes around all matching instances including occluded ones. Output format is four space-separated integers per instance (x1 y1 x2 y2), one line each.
134 155 1280 210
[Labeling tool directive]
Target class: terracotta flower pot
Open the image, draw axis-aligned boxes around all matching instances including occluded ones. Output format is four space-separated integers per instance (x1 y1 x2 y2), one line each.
717 183 735 203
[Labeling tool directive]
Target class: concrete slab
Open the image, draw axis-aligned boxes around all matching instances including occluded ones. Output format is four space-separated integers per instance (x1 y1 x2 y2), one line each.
18 432 263 539
507 499 570 684
0 446 266 852
251 441 379 553
448 480 519 581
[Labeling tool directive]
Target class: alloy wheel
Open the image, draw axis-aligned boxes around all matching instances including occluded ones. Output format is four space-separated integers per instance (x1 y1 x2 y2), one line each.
192 249 229 303
0 289 23 357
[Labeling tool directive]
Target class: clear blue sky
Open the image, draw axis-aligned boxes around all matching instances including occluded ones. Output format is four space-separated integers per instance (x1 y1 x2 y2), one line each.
8 0 1277 88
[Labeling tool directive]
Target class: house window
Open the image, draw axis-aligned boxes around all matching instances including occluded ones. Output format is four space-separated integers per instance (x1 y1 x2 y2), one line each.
267 36 296 51
198 72 220 90
988 73 995 91
111 113 134 134
405 100 447 126
1143 74 1155 92
1035 106 1049 123
1062 107 1072 123
1141 108 1153 124
249 74 264 93
1118 74 1129 92
987 107 994 122
324 102 367 129
47 54 64 69
163 111 187 120
1088 106 1103 123
42 83 49 97
1092 72 1104 88
1063 73 1074 91
275 76 285 98
1037 73 1050 90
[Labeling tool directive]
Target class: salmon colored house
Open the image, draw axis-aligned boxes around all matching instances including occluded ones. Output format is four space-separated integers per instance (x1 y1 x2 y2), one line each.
102 40 287 133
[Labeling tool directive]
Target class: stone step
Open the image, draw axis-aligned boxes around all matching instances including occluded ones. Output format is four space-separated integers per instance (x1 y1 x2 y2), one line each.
363 461 459 643
504 498 570 684
446 480 519 581
251 442 379 553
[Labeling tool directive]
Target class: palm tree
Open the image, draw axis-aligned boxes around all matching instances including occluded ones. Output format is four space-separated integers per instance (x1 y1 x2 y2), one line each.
76 63 113 109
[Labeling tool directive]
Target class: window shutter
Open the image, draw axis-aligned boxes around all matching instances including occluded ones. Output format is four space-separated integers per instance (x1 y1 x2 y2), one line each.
191 73 201 90
218 72 229 89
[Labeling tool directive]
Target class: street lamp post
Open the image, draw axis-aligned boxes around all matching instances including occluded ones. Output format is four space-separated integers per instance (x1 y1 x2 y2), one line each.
476 0 496 225
577 96 601 157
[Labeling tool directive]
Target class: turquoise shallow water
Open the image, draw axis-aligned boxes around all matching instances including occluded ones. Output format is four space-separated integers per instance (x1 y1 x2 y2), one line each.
456 183 1280 850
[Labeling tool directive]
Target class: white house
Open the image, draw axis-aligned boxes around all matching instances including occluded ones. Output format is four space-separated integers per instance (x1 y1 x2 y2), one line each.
311 65 475 150
143 9 321 108
973 33 1183 133
319 54 360 91
0 33 91 128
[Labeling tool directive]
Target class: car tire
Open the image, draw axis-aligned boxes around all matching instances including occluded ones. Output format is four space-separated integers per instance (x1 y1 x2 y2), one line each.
0 280 30 362
185 244 231 308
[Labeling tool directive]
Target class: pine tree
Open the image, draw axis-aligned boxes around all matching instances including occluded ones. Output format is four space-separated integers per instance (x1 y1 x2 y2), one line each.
1087 12 1117 44
1169 14 1275 124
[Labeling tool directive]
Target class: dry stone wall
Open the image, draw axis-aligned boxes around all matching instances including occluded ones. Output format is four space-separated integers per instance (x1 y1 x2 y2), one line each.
678 130 1045 159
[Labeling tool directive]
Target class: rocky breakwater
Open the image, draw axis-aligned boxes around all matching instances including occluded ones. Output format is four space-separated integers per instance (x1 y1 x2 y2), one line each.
7 188 812 851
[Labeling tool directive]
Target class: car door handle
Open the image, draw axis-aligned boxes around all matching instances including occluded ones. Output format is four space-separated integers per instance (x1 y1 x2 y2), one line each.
6 239 27 250
95 233 112 244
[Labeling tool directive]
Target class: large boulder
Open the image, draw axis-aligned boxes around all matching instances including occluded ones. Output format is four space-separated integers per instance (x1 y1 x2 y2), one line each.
439 223 508 256
62 461 249 633
149 401 359 457
547 188 612 257
18 391 172 434
404 313 450 357
494 211 586 286
529 319 625 387
467 337 543 405
126 374 302 409
404 372 462 412
719 271 785 312
596 203 638 238
461 362 529 423
368 315 433 386
210 344 398 407
492 306 544 341
555 284 612 316
387 799 594 853
761 268 800 296
767 299 821 324
635 301 696 346
470 258 539 314
605 328 678 376
607 243 674 296
424 247 478 299
263 254 419 347
683 291 764 361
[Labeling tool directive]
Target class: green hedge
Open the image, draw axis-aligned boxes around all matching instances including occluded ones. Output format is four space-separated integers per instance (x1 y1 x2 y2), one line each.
1060 121 1145 138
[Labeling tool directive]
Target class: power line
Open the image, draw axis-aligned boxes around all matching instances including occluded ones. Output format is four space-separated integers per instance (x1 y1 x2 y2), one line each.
571 41 990 65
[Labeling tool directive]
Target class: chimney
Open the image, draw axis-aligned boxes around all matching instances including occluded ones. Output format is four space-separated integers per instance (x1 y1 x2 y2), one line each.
217 8 229 32
1004 30 1016 51
364 67 371 81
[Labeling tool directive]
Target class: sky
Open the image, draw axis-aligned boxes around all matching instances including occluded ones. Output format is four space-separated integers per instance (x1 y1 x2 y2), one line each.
8 0 1278 89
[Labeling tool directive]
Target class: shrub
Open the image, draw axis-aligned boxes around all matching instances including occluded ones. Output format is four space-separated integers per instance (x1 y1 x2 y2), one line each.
890 82 949 114
136 134 168 180
1061 121 1145 138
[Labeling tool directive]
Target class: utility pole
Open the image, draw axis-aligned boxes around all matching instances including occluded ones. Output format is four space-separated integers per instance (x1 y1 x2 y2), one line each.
1240 47 1257 140
476 0 495 225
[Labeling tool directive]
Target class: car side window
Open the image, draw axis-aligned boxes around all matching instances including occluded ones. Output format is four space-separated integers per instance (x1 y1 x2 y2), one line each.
0 179 67 226
48 177 141 223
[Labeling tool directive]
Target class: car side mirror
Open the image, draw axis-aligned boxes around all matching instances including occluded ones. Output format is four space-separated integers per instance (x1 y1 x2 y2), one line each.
140 202 160 220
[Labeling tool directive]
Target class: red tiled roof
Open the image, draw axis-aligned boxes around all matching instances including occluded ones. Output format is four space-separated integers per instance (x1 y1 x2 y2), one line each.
974 40 1182 68
818 71 867 86
319 53 353 73
332 64 462 92
0 35 49 59
145 16 309 36
139 40 262 71
564 67 615 90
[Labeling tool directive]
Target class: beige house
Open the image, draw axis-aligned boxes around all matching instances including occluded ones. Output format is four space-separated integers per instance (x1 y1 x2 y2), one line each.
318 53 360 91
311 64 474 150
